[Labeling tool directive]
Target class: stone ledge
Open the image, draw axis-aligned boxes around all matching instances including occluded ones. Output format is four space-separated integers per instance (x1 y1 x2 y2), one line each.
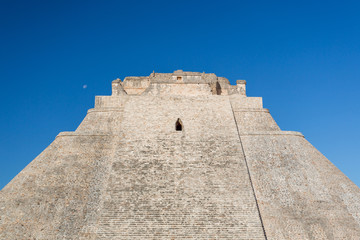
56 132 241 142
88 108 124 113
241 131 304 137
56 131 303 139
56 132 110 138
233 108 270 113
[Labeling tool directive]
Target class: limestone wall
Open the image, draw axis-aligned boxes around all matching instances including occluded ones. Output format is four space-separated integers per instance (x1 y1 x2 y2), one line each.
143 83 213 96
233 109 280 133
122 77 150 95
0 135 115 239
240 134 360 239
80 94 265 239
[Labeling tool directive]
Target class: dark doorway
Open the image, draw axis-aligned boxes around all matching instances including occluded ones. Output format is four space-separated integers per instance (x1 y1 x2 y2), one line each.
176 118 183 131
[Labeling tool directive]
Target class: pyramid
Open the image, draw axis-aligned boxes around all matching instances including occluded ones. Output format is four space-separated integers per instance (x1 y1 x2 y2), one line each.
1 70 359 239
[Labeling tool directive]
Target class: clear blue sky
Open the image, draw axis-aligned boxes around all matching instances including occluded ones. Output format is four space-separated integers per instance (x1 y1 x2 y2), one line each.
1 0 359 190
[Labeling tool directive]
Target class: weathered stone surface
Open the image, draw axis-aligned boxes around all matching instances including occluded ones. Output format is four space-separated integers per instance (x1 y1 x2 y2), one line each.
1 70 359 239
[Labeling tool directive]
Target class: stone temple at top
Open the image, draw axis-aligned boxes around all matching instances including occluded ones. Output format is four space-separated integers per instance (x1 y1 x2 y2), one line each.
1 70 360 239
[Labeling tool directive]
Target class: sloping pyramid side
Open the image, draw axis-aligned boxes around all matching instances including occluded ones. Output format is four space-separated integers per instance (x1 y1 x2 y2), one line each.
241 134 360 239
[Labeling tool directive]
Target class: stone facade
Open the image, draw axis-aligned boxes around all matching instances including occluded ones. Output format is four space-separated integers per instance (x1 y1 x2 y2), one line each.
1 70 360 239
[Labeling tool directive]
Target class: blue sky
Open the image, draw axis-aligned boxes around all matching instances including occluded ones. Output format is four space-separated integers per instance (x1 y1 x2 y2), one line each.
1 0 359 189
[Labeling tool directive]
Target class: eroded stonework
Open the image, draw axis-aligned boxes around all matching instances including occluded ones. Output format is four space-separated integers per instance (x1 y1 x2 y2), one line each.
1 70 359 239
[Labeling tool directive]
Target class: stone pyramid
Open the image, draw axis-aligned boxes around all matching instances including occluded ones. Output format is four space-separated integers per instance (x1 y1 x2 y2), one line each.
1 70 359 239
